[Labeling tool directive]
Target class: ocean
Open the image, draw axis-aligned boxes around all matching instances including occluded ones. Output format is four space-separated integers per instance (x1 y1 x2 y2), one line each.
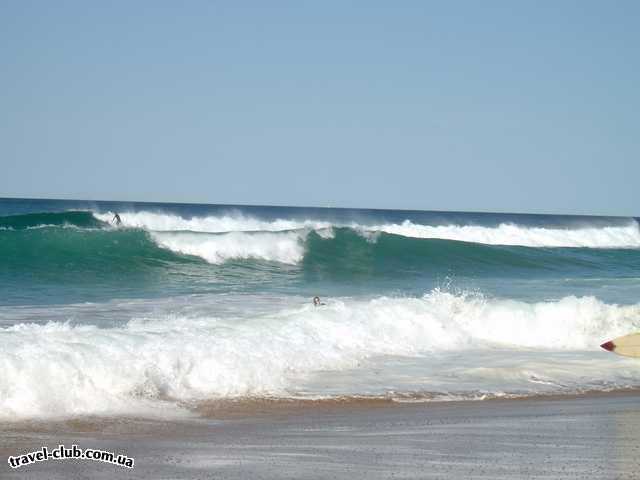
1 197 640 420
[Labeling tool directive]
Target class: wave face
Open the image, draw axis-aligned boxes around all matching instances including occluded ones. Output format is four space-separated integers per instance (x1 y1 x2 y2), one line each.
2 214 639 277
302 228 640 278
1 291 640 419
0 227 189 273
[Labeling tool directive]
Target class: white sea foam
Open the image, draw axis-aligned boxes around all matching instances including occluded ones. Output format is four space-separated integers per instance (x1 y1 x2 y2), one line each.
2 291 639 419
368 220 640 248
150 230 307 264
94 211 331 233
147 218 640 265
94 211 640 249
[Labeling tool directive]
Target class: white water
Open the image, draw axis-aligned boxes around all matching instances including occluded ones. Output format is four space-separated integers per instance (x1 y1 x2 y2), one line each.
371 220 640 248
150 230 308 264
95 212 640 254
94 211 332 233
2 291 639 419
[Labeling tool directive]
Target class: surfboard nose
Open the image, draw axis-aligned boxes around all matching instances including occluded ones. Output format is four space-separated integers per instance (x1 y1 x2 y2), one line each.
600 340 615 352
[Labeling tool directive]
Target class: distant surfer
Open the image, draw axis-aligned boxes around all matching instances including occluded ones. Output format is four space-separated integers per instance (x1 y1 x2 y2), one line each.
112 212 122 226
313 296 325 307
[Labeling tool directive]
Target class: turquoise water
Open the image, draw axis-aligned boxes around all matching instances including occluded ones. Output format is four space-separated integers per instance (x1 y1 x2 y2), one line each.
1 197 640 419
2 198 640 306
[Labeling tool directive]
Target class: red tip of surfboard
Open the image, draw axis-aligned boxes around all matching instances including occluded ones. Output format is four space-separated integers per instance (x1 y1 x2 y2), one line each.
600 340 615 352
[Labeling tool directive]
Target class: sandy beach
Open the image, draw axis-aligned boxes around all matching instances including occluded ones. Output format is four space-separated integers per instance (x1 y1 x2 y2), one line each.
2 392 640 479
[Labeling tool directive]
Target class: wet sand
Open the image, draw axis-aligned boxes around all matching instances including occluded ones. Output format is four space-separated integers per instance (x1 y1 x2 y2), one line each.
2 393 640 479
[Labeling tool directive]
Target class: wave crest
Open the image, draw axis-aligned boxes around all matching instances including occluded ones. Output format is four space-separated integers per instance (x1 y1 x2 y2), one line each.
93 211 332 233
372 220 640 248
94 211 640 249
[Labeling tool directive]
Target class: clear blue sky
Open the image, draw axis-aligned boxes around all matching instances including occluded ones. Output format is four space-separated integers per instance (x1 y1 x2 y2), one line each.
1 1 638 215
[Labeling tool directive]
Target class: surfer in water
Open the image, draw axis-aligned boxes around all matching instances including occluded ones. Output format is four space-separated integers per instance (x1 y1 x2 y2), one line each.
313 296 325 307
112 212 122 226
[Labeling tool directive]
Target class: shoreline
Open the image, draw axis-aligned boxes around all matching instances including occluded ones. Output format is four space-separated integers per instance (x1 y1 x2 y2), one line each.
4 387 640 430
2 387 640 429
2 390 640 479
193 387 640 419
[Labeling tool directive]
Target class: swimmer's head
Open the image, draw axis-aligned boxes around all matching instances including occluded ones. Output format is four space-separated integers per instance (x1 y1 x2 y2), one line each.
313 296 321 306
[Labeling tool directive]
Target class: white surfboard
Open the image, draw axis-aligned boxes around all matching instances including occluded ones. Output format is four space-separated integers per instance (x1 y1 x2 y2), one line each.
601 333 640 358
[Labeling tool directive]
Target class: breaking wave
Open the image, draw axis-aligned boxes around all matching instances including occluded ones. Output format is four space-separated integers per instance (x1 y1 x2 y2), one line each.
95 210 640 248
2 210 640 298
1 291 639 419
